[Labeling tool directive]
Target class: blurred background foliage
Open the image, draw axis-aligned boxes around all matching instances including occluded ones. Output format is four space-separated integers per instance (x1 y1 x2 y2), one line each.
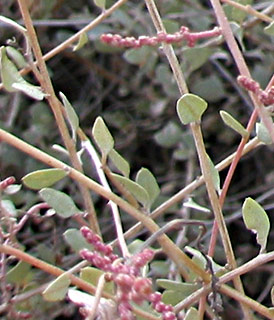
0 0 274 319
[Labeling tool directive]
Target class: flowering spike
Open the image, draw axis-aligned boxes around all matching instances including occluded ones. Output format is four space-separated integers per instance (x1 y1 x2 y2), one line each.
100 26 221 49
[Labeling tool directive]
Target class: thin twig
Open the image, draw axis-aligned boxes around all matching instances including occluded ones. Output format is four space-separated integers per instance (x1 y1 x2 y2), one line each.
16 0 100 234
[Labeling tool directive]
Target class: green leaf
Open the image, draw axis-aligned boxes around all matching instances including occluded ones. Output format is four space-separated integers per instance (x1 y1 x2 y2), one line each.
157 280 200 305
256 122 273 145
191 74 225 103
80 267 114 294
92 117 114 159
6 46 28 69
7 261 31 285
264 21 274 35
93 0 105 10
182 47 215 74
36 243 55 264
12 82 46 100
0 46 45 100
73 32 89 51
22 168 67 190
123 46 154 66
185 307 199 320
0 46 25 92
60 92 79 140
207 154 221 194
136 168 160 209
111 173 149 208
154 121 183 148
242 197 270 253
183 198 210 213
176 93 208 125
63 228 93 252
43 273 71 301
39 188 81 218
4 184 21 195
230 22 245 51
220 110 248 137
109 149 130 177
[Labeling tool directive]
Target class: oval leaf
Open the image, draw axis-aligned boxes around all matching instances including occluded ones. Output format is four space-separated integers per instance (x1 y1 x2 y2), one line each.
242 197 270 253
22 168 67 190
80 267 114 294
176 93 208 125
220 110 248 137
0 46 25 92
39 188 80 218
111 173 149 208
93 0 106 10
256 122 273 145
185 307 199 320
6 46 28 69
63 228 93 253
43 273 71 301
92 117 114 158
12 82 46 100
136 167 160 209
109 148 130 177
60 92 79 140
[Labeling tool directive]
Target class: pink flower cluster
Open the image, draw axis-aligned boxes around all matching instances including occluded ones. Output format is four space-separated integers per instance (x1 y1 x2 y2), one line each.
80 226 177 320
100 26 221 48
238 76 274 106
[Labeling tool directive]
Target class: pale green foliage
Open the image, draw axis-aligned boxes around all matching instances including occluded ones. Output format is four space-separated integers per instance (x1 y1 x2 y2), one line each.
43 273 71 301
176 93 208 124
242 197 270 253
39 188 81 218
22 168 67 190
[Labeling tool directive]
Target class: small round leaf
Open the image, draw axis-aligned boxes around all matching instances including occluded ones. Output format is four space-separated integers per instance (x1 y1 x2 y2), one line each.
176 93 208 125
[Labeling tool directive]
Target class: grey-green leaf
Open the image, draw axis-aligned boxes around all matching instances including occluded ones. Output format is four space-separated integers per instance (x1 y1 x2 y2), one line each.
183 198 210 213
176 93 208 125
92 117 114 158
63 228 93 252
256 122 273 145
60 92 79 140
111 173 149 208
264 21 274 35
12 82 46 100
22 168 67 190
93 0 106 10
80 267 114 294
136 167 160 209
6 46 28 69
242 197 270 253
0 46 25 92
207 154 221 194
43 273 71 301
185 307 199 320
220 110 248 137
73 32 89 51
39 188 80 218
0 46 45 100
109 149 130 177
